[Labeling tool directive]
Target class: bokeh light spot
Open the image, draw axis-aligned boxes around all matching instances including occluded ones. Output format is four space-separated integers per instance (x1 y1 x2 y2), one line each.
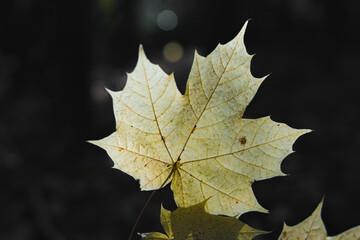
98 0 117 12
157 10 178 31
163 42 183 63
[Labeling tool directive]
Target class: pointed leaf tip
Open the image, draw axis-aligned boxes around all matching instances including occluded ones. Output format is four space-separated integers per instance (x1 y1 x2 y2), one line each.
236 19 250 40
104 87 117 97
138 44 147 60
87 139 102 148
243 18 251 28
88 138 105 145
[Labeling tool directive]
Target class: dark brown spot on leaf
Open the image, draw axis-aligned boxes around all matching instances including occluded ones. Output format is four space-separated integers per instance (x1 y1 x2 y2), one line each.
239 137 247 145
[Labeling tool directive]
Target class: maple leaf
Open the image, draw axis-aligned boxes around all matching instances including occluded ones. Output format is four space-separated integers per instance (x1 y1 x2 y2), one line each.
140 200 266 240
278 200 327 240
278 200 360 240
89 21 310 216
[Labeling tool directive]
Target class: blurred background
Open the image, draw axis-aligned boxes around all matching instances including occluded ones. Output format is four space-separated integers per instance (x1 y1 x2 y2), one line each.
1 0 360 239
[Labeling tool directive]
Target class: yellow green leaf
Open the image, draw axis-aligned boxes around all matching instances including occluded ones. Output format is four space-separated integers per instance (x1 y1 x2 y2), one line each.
89 21 310 216
141 200 266 240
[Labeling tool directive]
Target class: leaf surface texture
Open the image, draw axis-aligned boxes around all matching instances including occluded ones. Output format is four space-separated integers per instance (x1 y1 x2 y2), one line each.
90 21 310 216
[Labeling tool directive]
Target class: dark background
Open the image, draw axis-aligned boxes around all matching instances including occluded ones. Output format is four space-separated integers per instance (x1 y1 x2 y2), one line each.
1 0 360 239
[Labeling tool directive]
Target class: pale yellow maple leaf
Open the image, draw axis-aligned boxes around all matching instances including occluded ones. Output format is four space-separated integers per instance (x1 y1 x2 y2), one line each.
278 200 360 240
89 21 310 217
140 200 266 240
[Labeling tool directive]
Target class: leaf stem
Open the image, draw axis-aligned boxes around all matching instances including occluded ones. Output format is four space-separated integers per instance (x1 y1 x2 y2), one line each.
128 168 174 240
128 190 157 240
